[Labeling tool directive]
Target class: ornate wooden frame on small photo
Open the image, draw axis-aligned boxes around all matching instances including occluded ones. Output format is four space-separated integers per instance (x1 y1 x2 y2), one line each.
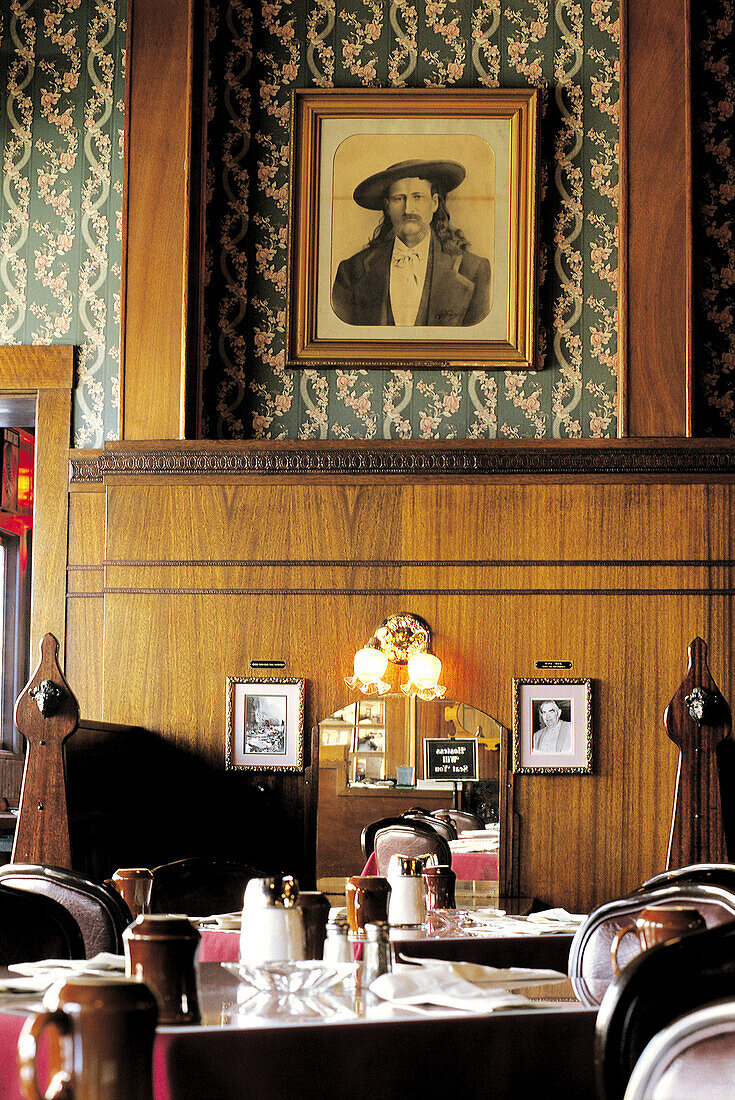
286 87 539 371
225 677 305 772
512 678 592 775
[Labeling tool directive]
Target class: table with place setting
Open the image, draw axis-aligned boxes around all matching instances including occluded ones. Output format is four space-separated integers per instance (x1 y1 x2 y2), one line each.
196 904 582 974
0 952 597 1100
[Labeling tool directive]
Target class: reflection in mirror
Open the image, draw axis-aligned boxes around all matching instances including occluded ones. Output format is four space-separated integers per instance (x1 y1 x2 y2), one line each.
317 695 509 904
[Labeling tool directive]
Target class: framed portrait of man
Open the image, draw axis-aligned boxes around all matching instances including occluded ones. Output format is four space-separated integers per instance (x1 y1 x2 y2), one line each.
286 88 539 371
512 678 593 774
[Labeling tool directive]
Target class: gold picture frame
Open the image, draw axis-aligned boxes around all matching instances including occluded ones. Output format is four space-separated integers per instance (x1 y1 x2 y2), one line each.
225 676 305 772
512 678 593 775
286 88 539 371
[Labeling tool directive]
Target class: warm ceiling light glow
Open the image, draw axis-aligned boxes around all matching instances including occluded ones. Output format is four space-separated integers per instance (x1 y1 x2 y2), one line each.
401 651 446 701
345 646 390 696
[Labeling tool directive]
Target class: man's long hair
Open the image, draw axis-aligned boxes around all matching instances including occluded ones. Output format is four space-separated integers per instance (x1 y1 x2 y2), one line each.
366 182 470 255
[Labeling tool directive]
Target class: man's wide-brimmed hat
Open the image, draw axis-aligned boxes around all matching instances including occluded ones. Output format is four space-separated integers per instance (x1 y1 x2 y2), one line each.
353 159 466 210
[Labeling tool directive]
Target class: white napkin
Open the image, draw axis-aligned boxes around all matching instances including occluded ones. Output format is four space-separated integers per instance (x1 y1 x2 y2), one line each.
466 909 586 936
369 964 558 1013
0 974 56 995
9 953 125 977
396 958 567 985
196 912 242 930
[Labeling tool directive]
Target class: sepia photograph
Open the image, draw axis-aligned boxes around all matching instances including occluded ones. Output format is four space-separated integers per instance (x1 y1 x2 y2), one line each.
513 678 592 774
226 677 305 772
244 693 287 755
286 88 539 370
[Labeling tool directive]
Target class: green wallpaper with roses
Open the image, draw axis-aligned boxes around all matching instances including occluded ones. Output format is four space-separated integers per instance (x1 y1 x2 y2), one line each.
203 0 621 439
0 0 126 447
0 1 732 443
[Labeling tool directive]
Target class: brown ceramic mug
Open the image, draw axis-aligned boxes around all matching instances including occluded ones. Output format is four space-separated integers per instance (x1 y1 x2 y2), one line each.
345 876 391 939
423 864 457 911
17 975 158 1100
123 913 201 1025
611 904 706 975
110 867 153 919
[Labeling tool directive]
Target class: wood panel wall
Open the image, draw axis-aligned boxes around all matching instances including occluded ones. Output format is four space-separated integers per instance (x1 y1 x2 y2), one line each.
65 442 735 911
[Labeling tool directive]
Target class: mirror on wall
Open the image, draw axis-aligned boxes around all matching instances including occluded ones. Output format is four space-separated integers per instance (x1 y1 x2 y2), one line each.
316 694 511 898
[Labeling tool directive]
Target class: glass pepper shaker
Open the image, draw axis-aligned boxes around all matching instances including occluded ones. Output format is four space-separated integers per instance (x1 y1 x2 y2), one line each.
361 920 392 988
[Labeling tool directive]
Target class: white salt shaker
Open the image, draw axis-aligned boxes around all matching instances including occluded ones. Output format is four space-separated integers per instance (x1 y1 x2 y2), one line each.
239 875 306 965
387 855 427 927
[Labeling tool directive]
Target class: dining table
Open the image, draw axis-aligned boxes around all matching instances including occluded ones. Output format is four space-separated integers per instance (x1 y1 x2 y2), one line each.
0 961 597 1100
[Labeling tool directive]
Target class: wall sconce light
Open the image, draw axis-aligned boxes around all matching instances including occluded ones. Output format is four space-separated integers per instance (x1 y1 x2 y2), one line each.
345 614 446 700
401 651 446 702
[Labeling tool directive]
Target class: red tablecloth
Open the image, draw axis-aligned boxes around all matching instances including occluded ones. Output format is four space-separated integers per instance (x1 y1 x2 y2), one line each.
198 927 240 962
0 1012 175 1100
361 849 498 879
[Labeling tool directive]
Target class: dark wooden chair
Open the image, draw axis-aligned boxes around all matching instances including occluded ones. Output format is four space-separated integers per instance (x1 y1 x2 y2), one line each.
595 918 735 1100
0 881 86 964
568 879 735 1007
622 995 735 1100
0 863 132 957
150 856 267 916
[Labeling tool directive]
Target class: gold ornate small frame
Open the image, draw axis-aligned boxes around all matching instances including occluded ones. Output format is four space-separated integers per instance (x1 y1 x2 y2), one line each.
512 678 592 774
225 677 305 772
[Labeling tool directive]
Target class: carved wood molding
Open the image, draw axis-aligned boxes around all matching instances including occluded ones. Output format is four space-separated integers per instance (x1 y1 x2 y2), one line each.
69 440 735 484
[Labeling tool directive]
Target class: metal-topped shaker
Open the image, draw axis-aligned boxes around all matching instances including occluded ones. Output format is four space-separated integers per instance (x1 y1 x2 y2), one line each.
361 920 393 988
239 875 305 965
387 854 427 927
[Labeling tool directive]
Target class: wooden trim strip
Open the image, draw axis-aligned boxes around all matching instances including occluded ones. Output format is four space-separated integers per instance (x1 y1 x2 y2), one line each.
80 587 735 597
100 558 735 568
69 440 735 483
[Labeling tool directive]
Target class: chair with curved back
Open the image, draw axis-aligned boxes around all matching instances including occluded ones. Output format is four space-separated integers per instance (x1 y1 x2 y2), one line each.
366 821 452 876
432 808 485 834
401 810 457 843
150 856 267 916
0 881 86 965
641 863 735 893
595 919 735 1100
568 879 735 1007
621 995 735 1100
0 863 132 957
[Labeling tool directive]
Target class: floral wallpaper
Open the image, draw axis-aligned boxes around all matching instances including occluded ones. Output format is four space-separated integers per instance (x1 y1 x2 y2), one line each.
691 0 735 436
0 2 730 442
202 0 621 440
0 0 126 447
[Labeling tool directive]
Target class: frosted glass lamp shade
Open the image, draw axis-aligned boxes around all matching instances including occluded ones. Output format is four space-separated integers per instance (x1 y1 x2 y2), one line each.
345 646 391 696
407 652 442 687
353 647 389 682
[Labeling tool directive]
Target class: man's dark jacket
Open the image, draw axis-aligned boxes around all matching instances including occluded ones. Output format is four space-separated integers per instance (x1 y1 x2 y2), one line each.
331 231 491 327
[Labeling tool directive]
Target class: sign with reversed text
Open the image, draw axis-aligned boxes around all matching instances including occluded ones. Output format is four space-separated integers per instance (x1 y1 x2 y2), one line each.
423 738 478 782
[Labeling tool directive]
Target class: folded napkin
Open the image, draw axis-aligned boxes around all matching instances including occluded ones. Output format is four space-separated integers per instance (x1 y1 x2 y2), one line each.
369 964 559 1013
525 908 586 925
396 958 567 986
196 912 242 930
0 974 57 995
9 953 125 977
467 909 585 936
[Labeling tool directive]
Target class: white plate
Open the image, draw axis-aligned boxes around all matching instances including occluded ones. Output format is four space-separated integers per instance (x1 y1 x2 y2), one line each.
222 960 356 994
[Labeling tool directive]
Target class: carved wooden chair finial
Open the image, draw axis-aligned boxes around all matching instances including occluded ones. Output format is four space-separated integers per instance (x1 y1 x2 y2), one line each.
664 637 733 868
12 633 79 868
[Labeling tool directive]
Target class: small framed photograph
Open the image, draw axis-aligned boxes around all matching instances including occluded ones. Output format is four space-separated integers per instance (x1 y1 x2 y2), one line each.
225 677 305 772
286 87 539 371
512 678 592 774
